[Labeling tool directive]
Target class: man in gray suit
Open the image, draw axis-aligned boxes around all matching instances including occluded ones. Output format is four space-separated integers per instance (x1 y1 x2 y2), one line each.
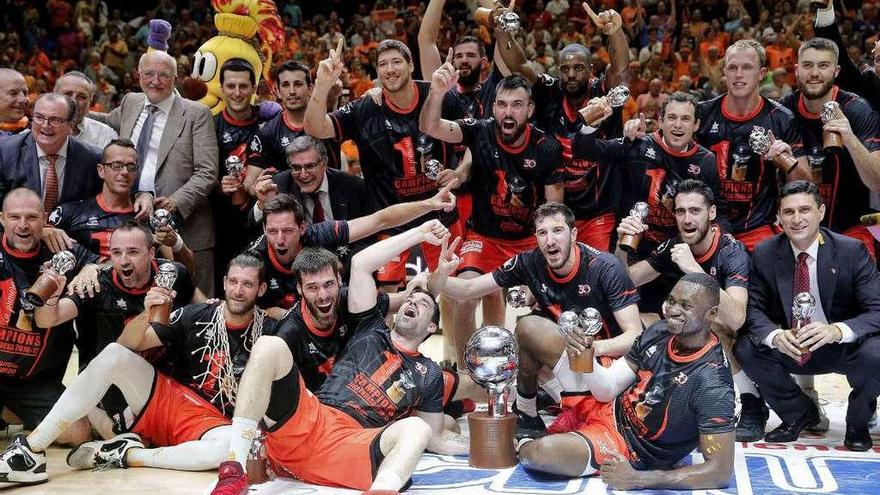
92 50 219 295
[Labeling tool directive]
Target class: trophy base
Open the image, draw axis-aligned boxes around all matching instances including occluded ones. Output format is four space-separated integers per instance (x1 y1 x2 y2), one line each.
246 458 268 484
468 412 517 469
569 347 594 373
25 277 60 308
618 234 640 254
823 131 843 154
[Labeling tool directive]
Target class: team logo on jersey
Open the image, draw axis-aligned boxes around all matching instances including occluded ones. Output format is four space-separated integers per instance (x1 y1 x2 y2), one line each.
269 278 279 290
645 147 656 159
687 163 701 175
710 122 719 133
308 343 319 354
462 240 484 256
87 216 99 227
250 138 262 153
578 284 590 295
258 121 267 129
116 298 127 310
280 136 291 147
645 344 657 358
710 266 717 276
501 256 516 271
336 245 350 258
523 158 536 169
416 362 427 375
541 283 549 293
674 371 688 385
222 131 233 143
48 207 62 224
170 308 183 323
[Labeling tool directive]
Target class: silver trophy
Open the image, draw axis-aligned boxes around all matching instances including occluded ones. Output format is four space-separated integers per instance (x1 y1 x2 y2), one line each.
150 208 175 232
581 86 630 125
606 85 631 107
558 310 580 336
26 251 78 306
579 307 603 336
508 176 526 195
506 286 528 308
620 202 650 253
425 159 443 181
748 126 772 155
820 101 843 153
791 291 815 365
225 155 245 177
820 102 837 125
149 263 179 324
463 325 519 469
495 10 521 32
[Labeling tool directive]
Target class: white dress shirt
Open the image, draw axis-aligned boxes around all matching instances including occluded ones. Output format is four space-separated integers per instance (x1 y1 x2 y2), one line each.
35 138 68 201
303 173 333 223
131 95 174 192
764 235 856 348
75 117 118 150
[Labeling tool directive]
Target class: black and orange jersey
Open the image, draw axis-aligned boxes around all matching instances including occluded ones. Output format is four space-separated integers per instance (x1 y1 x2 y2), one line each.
48 195 136 259
246 220 350 310
153 302 279 416
67 260 194 367
696 94 805 234
329 81 458 233
617 321 735 470
532 72 625 220
0 236 96 383
492 243 639 339
457 119 564 239
246 110 341 171
441 67 503 121
573 131 723 258
646 226 750 290
215 108 265 176
316 301 443 428
266 288 390 392
780 87 880 232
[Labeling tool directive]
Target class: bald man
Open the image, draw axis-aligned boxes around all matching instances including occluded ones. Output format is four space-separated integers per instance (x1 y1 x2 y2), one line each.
91 51 219 296
0 69 29 136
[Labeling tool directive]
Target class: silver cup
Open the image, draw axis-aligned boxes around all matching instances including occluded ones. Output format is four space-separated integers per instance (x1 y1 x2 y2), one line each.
579 307 603 336
225 155 244 177
464 325 519 418
820 101 837 124
25 251 78 307
155 262 179 289
150 208 175 232
631 202 650 222
506 286 527 308
496 11 521 32
792 292 816 329
558 310 580 336
606 85 631 107
425 159 443 181
51 251 77 275
748 126 772 155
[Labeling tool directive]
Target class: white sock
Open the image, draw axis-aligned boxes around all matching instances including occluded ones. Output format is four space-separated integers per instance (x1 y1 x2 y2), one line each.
127 427 229 471
539 377 563 403
733 371 759 397
516 393 537 417
816 4 835 28
227 417 259 468
371 470 405 491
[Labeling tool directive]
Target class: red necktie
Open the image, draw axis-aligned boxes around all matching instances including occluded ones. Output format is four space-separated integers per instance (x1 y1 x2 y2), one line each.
793 251 812 364
44 154 59 213
309 192 325 223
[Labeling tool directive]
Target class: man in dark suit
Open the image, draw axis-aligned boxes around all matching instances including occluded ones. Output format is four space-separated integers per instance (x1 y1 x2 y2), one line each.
251 134 369 227
0 93 102 211
736 180 880 451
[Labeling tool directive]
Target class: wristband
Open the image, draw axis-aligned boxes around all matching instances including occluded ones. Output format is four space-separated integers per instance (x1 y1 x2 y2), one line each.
172 234 185 253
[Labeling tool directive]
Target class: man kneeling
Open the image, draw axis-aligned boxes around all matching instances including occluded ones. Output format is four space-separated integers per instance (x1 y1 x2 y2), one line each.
517 273 735 491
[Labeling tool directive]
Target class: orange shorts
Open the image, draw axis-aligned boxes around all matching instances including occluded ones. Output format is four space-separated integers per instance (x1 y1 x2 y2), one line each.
575 213 616 252
265 378 384 490
734 224 780 252
561 394 631 470
459 231 537 274
376 221 464 286
843 225 876 259
130 373 230 447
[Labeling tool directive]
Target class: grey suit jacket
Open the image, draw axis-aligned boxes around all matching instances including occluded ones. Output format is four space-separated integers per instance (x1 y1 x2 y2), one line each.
92 93 218 250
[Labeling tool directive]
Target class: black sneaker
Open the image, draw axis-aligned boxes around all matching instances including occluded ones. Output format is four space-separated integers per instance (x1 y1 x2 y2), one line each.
512 403 547 441
736 393 769 442
0 434 47 484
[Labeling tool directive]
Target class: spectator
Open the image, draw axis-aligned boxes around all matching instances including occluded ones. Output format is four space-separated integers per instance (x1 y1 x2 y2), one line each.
54 72 118 150
0 68 29 136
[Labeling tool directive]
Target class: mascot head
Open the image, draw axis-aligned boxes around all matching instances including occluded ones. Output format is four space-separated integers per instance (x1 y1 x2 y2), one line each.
191 0 284 115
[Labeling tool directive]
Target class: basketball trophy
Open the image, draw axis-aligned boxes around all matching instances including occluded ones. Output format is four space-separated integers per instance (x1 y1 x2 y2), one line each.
619 202 650 253
820 101 842 154
424 159 443 181
749 125 799 174
791 292 815 366
474 2 520 32
26 251 77 307
506 286 528 308
464 325 519 469
579 86 631 126
149 208 175 232
574 308 604 373
149 263 178 324
225 155 245 177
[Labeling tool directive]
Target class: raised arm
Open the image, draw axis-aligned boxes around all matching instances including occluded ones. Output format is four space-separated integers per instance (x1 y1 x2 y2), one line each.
347 181 457 242
417 0 446 78
304 40 345 139
32 272 79 328
115 287 171 351
583 2 630 87
419 51 465 144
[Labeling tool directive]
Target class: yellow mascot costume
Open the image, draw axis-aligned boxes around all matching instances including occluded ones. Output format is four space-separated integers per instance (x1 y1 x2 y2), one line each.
191 0 284 115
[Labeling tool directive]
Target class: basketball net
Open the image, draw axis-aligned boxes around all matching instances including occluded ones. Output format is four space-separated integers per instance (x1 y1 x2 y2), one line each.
192 302 266 415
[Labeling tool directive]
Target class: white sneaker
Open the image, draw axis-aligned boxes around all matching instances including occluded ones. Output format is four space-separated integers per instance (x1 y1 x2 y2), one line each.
66 433 144 470
0 434 47 484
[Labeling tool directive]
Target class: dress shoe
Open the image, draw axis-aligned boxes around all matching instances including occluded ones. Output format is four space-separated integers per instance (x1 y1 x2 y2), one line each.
764 406 820 442
736 393 769 442
844 425 872 452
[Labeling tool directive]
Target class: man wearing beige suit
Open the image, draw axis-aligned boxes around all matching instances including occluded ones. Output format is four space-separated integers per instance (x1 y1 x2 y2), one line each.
91 51 219 295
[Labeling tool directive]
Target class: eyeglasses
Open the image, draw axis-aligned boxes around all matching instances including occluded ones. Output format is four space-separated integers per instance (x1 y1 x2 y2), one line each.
32 114 70 127
101 162 138 173
290 161 322 174
140 70 174 81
